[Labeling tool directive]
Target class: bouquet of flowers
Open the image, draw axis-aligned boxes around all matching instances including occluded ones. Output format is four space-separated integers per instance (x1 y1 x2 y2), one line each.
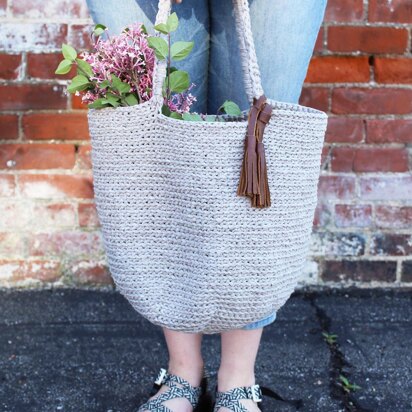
55 12 241 121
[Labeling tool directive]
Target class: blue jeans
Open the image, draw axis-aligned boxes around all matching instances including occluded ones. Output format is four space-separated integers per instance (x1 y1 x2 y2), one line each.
85 0 327 329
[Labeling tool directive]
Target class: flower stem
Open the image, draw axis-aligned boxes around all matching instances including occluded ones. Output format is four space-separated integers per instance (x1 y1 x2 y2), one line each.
166 32 171 101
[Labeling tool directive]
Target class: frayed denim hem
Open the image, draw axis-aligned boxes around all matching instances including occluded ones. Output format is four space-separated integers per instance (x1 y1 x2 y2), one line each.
240 311 277 330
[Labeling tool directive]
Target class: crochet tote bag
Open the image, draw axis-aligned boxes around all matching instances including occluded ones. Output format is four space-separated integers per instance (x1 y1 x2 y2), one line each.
88 0 328 334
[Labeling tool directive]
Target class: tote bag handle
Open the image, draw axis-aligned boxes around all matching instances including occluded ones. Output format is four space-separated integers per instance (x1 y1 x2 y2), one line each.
151 0 265 111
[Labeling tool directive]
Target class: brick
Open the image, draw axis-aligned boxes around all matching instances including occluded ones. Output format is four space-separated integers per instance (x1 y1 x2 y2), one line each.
360 176 412 200
0 259 61 283
313 202 332 227
27 53 76 79
0 54 22 79
335 204 372 228
354 148 409 172
370 234 412 256
71 260 113 285
0 23 67 52
332 88 412 115
22 113 89 140
317 175 356 200
369 0 412 23
330 147 355 172
320 146 330 170
299 87 329 111
322 260 397 282
11 0 88 18
71 94 87 110
0 175 15 196
401 261 412 282
32 203 76 228
305 56 369 83
19 174 94 199
326 117 364 143
314 27 324 53
78 144 92 169
68 24 94 50
78 203 100 227
328 26 408 54
29 231 103 257
0 233 26 256
0 84 67 111
0 200 76 229
325 0 364 22
0 0 6 17
0 115 19 140
376 206 412 229
0 144 75 170
374 57 412 84
0 201 34 228
311 232 365 257
366 119 412 143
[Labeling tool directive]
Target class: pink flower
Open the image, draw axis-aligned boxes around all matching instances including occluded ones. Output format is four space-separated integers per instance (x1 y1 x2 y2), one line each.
80 23 155 104
165 83 197 114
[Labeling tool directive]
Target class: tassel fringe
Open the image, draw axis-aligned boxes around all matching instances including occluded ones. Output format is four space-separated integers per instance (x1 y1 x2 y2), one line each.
237 95 273 208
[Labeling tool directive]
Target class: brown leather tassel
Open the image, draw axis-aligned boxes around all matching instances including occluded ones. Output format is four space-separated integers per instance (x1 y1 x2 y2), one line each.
237 95 273 208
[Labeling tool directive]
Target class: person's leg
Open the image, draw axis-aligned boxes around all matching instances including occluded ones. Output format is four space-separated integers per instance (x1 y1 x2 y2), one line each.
210 1 327 410
208 0 328 113
83 4 210 409
140 328 204 412
218 328 264 412
84 0 210 113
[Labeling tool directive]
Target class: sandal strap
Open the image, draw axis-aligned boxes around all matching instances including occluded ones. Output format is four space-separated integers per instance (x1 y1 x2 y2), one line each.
214 384 263 412
138 367 203 411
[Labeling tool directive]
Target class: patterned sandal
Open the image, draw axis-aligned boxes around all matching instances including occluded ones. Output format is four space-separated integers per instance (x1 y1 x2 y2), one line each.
212 384 264 412
137 367 212 412
212 383 303 412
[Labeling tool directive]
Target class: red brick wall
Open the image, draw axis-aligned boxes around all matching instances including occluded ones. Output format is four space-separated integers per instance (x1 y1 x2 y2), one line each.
0 0 411 287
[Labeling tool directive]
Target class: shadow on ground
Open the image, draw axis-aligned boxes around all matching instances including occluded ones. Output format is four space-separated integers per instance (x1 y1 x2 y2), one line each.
0 288 411 412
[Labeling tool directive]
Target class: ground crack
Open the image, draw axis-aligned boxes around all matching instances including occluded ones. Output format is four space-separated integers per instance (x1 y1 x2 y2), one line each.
306 295 372 412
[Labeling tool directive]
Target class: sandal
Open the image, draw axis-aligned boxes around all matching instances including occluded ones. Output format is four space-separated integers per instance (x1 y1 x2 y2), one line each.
212 384 264 412
137 367 212 412
212 383 302 412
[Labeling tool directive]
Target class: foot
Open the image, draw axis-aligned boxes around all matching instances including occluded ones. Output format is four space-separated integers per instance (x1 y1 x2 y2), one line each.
139 364 205 412
215 371 261 412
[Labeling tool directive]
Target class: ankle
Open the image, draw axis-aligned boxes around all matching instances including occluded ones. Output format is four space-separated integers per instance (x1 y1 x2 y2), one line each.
168 359 205 387
217 368 256 392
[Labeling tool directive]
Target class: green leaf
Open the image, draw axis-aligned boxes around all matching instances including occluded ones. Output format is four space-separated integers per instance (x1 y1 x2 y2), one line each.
167 12 179 32
161 104 171 116
205 115 217 122
124 93 139 106
182 112 202 122
154 23 169 35
105 93 120 107
167 70 190 93
67 74 90 93
99 80 110 89
140 24 147 34
88 98 110 109
170 41 194 61
170 111 183 120
218 100 242 116
55 59 72 75
93 24 107 37
147 36 168 60
169 66 178 73
62 44 77 61
111 74 131 94
76 58 93 77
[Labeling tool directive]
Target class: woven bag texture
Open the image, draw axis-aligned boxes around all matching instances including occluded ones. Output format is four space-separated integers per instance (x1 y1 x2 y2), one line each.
87 0 328 334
